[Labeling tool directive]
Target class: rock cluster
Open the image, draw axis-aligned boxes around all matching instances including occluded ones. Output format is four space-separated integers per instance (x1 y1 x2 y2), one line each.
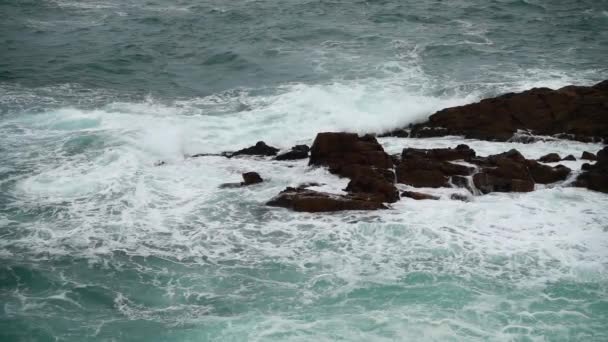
391 80 608 142
216 81 608 212
268 133 398 211
575 146 608 193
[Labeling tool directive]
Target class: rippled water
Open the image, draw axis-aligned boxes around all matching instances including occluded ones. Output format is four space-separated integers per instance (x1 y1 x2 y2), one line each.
1 0 608 341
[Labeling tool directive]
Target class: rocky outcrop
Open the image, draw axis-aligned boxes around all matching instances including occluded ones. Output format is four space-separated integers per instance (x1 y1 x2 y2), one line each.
403 80 608 142
268 133 399 212
267 187 387 212
581 151 597 161
396 146 476 188
345 174 400 203
562 155 576 161
275 145 310 161
539 153 561 163
395 147 571 194
231 141 279 157
575 146 608 193
309 132 393 176
471 150 536 193
309 132 399 202
527 162 571 184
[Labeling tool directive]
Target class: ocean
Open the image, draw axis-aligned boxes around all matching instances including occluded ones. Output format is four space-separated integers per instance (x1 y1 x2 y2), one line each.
1 0 608 341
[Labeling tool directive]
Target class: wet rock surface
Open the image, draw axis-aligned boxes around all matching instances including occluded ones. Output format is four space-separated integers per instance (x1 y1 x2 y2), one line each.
275 145 310 161
399 80 608 142
539 153 561 163
575 146 608 193
401 191 439 201
267 187 387 212
231 141 280 157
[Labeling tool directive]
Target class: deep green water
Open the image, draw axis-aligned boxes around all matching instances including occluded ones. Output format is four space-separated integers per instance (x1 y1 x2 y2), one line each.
1 0 608 341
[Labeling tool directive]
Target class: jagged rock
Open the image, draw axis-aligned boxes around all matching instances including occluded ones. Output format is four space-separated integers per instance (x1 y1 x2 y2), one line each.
275 145 310 161
473 173 535 194
396 158 474 188
242 172 263 185
309 132 393 174
231 141 279 157
406 80 608 142
267 132 398 211
401 144 475 161
396 145 475 188
401 191 439 200
575 146 608 193
581 151 597 161
562 155 576 161
266 187 387 212
527 162 571 184
470 149 535 194
539 153 561 163
345 174 399 203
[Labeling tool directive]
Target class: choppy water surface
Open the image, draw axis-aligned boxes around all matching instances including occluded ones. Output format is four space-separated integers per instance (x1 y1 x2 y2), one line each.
1 0 608 341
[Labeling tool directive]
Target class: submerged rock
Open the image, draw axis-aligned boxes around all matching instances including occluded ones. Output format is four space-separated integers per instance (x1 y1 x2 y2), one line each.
220 172 264 188
404 80 608 142
401 191 439 200
267 187 387 212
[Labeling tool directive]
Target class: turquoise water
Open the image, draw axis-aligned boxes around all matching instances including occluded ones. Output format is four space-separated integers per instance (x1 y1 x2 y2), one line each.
1 0 608 341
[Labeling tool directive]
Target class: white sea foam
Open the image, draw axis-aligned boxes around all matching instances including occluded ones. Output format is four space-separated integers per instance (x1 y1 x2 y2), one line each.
2 75 607 340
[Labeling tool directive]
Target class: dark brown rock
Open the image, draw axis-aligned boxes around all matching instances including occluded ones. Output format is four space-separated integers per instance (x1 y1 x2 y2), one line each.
575 146 608 193
527 162 571 184
401 144 475 161
270 132 400 211
539 153 561 163
309 133 393 174
231 141 279 157
581 151 597 161
562 155 576 161
401 191 439 200
266 187 387 212
396 158 474 188
242 172 263 185
345 175 399 203
407 80 608 142
396 146 475 188
275 145 310 161
473 173 535 194
470 149 535 194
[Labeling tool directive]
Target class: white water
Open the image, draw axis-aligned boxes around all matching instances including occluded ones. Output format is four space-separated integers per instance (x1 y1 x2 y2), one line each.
1 77 607 341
